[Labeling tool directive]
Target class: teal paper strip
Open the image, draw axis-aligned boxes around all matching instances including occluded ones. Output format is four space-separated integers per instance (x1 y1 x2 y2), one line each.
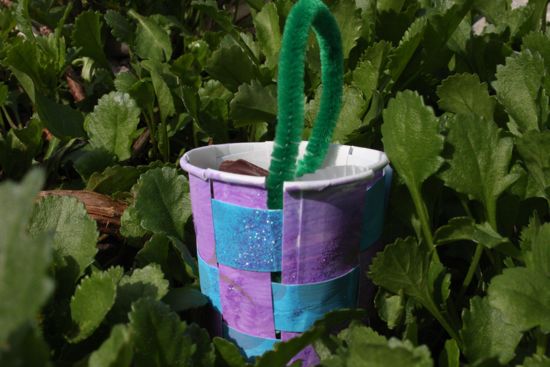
272 267 359 332
223 323 278 359
198 254 222 312
384 165 393 209
360 177 386 251
212 199 283 272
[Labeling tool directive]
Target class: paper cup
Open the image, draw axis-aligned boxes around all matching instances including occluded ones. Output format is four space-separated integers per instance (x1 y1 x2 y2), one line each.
180 141 391 363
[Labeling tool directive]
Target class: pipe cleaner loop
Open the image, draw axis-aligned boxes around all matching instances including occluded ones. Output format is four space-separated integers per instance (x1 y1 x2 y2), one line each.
267 0 344 209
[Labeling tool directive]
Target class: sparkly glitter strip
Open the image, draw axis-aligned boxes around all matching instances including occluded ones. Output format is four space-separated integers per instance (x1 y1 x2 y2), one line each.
212 199 283 272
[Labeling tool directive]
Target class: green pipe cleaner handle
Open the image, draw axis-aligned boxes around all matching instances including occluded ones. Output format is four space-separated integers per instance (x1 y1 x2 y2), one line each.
266 0 344 209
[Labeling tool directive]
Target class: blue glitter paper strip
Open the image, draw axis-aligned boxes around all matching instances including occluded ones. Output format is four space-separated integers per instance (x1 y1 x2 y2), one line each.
272 267 359 332
212 199 283 272
223 323 278 360
360 176 386 251
198 255 222 312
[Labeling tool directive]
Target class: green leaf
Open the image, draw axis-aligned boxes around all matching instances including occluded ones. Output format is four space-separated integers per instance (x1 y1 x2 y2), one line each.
128 298 194 367
388 17 427 81
135 233 170 266
12 118 42 157
120 203 149 239
0 119 42 179
434 217 509 248
521 355 550 367
114 72 156 116
422 0 474 73
332 86 368 143
7 64 35 104
321 323 434 367
337 321 388 346
141 60 176 123
199 80 233 102
85 91 141 161
4 38 54 95
307 85 366 144
377 0 406 12
72 11 110 70
521 221 550 277
69 145 117 181
0 170 53 342
86 165 144 194
213 337 247 367
111 264 169 321
135 234 190 282
29 196 99 290
186 323 216 367
163 287 208 312
352 59 378 104
439 339 459 367
503 1 548 37
170 237 199 280
88 324 133 367
369 236 460 341
207 43 258 92
229 80 277 125
0 322 51 367
460 296 523 365
128 10 172 62
13 0 33 40
133 167 191 241
516 130 550 199
447 15 471 55
382 90 444 193
105 10 135 45
192 0 235 33
36 93 86 138
331 0 362 60
253 3 281 70
382 90 444 246
436 73 495 121
0 323 51 366
488 267 550 333
523 32 550 71
198 98 229 143
69 267 123 342
474 0 510 24
369 237 435 306
440 114 520 223
493 51 547 133
374 289 404 329
255 309 366 367
0 83 8 106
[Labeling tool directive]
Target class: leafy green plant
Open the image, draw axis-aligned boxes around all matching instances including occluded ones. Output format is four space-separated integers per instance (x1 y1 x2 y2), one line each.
0 0 549 366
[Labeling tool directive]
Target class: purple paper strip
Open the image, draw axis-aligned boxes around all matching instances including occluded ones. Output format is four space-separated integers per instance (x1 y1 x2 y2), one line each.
212 180 268 209
281 180 369 284
218 264 276 338
188 174 217 265
282 332 320 366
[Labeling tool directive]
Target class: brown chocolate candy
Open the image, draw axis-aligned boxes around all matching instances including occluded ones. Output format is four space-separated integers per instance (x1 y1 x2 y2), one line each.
218 159 269 177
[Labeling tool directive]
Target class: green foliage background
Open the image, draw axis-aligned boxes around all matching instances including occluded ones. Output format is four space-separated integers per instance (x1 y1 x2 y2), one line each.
0 0 549 366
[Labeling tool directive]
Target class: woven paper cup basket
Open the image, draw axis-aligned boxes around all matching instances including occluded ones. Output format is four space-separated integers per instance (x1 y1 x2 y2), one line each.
180 0 391 364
